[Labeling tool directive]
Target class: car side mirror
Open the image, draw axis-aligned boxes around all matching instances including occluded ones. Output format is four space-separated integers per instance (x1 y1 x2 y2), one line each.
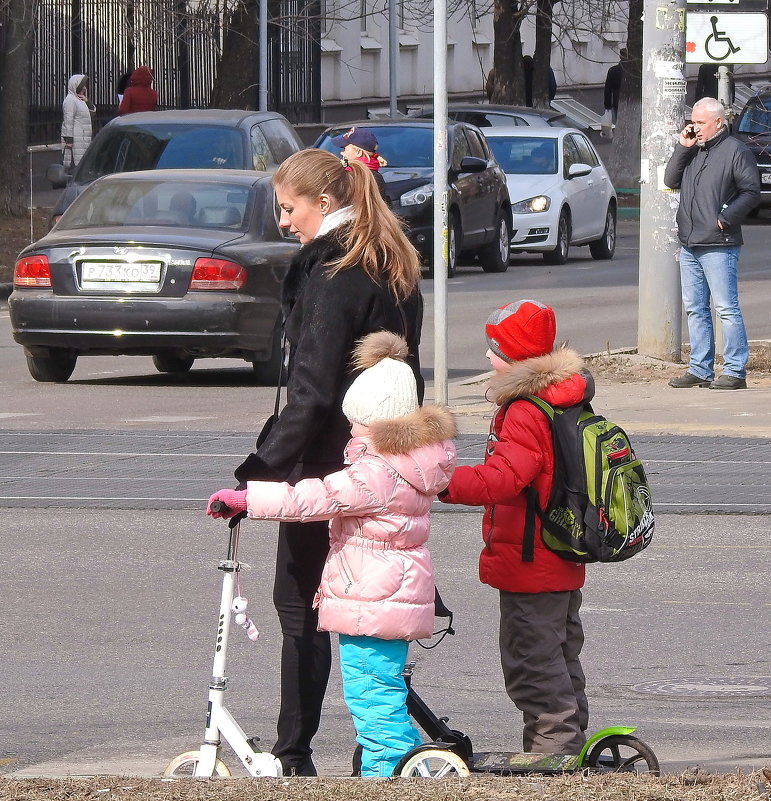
47 163 68 189
458 155 487 174
568 163 592 179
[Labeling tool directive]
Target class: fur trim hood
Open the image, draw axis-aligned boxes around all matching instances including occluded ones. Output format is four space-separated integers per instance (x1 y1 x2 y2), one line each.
367 403 457 455
487 346 591 406
350 330 407 371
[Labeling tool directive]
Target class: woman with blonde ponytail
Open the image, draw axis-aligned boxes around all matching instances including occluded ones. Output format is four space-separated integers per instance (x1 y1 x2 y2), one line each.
233 147 424 776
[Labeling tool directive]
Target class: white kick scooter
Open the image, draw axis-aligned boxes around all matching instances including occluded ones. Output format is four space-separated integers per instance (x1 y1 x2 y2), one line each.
165 504 283 778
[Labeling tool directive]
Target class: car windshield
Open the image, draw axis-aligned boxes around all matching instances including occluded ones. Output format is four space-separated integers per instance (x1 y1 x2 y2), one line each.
58 179 253 231
736 97 771 135
317 126 434 168
486 137 558 175
75 124 247 183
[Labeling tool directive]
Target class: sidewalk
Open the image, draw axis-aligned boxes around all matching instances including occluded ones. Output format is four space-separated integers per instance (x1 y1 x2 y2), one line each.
438 355 771 438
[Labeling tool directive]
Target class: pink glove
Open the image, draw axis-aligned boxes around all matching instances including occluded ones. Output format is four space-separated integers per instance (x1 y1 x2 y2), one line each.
207 489 247 519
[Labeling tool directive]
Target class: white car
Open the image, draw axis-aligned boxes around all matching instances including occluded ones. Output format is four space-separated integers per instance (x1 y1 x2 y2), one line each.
483 127 617 264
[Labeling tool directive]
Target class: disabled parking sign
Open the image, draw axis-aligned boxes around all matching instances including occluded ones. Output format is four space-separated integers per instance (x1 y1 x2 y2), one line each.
685 12 769 63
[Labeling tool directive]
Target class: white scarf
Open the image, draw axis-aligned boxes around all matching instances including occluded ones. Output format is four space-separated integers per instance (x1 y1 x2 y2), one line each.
314 205 353 239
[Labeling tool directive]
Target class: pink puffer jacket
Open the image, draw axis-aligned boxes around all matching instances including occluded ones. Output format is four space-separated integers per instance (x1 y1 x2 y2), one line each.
245 405 457 640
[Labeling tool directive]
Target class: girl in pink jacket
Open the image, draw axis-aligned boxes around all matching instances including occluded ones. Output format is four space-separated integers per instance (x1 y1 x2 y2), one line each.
207 331 457 777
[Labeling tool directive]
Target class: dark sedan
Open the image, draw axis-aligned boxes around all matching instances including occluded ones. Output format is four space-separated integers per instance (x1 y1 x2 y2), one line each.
733 92 771 212
10 170 299 383
315 119 512 275
47 109 303 222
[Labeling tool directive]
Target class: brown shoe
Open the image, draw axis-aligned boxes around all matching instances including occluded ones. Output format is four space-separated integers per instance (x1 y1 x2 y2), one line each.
668 372 711 388
709 375 747 390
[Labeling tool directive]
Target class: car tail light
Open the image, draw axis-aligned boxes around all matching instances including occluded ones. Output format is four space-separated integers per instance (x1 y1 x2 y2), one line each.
14 255 52 287
189 258 247 290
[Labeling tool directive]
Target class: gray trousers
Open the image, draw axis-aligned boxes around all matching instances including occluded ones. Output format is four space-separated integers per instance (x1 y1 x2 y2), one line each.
499 589 588 754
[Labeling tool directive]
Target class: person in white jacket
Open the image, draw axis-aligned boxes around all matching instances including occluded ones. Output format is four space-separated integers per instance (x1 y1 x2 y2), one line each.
207 331 457 777
61 74 95 168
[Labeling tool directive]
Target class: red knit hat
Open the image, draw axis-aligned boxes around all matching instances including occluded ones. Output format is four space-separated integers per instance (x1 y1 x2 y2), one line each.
485 300 556 363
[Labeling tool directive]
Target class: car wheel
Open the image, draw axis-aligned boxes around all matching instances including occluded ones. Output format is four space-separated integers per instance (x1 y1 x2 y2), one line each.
424 216 459 278
479 211 511 273
589 204 617 260
152 353 195 374
252 323 284 386
543 209 571 265
25 348 77 383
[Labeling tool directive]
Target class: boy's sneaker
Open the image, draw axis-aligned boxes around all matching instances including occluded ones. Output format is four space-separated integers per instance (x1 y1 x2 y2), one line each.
668 372 711 388
709 375 747 390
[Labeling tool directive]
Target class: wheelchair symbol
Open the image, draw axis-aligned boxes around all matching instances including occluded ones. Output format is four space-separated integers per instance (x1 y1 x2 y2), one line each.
704 15 741 61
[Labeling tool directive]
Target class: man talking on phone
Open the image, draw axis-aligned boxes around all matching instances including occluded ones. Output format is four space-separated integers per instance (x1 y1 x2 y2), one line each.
664 96 760 390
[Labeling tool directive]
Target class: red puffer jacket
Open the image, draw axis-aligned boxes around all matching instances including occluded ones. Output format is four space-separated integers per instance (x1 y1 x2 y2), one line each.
118 67 158 115
441 347 589 593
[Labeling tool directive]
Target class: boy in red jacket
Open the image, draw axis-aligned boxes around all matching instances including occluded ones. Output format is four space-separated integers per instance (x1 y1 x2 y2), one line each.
439 299 590 754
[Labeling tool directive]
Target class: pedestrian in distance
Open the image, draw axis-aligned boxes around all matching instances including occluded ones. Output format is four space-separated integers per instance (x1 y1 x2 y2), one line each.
208 331 456 777
116 70 132 104
118 66 157 115
523 55 557 107
603 46 627 126
664 96 760 390
438 299 590 755
231 147 424 776
61 74 96 170
330 126 389 203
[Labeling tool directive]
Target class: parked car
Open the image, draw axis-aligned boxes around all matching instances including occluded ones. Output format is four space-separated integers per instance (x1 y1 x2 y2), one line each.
413 102 570 129
47 109 304 222
733 91 771 213
482 127 617 264
10 170 299 383
315 119 512 275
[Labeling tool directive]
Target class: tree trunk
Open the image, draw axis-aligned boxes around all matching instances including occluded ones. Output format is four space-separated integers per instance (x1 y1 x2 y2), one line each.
210 0 258 109
608 0 642 189
491 0 525 106
531 0 555 109
0 0 36 217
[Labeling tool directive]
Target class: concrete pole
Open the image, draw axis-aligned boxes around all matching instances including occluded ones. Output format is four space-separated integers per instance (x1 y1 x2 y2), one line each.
433 0 449 405
388 0 398 117
637 0 687 361
258 0 268 111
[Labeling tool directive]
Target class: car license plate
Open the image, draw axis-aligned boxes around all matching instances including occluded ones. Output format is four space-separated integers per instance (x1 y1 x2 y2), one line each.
80 261 162 291
762 173 771 185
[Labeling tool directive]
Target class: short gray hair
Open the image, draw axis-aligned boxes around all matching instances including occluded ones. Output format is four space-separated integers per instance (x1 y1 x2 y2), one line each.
693 97 725 121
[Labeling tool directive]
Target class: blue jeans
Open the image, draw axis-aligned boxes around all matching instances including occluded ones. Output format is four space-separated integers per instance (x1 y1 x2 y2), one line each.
679 245 748 379
339 635 422 777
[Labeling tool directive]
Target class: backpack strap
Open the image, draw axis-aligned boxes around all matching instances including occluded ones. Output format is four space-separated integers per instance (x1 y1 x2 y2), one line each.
519 397 555 563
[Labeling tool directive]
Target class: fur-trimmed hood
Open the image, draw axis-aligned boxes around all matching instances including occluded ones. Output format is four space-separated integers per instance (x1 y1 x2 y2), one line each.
487 346 593 407
346 404 457 495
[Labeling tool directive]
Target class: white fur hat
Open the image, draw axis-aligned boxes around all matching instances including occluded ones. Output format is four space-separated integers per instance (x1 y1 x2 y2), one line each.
342 331 419 426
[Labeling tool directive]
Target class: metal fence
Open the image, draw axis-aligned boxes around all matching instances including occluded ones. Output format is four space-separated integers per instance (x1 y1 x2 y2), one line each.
28 0 321 144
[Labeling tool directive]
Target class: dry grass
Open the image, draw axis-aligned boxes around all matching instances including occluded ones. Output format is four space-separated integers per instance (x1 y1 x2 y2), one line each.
1 773 768 801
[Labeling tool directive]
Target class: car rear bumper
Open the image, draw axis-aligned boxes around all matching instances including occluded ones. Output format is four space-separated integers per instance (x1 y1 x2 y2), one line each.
8 291 278 359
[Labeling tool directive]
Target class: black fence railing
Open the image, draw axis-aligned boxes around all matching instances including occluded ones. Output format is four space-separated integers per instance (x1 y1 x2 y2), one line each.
28 0 321 144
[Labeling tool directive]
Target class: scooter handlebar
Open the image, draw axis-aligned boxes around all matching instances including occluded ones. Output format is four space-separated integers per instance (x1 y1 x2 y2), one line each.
210 499 229 515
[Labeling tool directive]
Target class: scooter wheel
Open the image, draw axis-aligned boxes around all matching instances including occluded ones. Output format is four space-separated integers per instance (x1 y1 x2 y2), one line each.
164 750 232 777
394 746 471 778
585 735 660 775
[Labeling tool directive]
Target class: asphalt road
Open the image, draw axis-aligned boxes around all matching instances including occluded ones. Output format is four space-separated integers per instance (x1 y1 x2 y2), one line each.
1 218 770 778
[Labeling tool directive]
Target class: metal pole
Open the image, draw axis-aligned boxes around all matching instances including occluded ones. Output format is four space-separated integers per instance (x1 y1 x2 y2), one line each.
433 0 448 405
259 0 268 111
637 0 687 361
388 0 398 117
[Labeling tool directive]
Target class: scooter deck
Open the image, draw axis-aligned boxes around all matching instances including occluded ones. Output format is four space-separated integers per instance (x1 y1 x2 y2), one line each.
471 751 581 774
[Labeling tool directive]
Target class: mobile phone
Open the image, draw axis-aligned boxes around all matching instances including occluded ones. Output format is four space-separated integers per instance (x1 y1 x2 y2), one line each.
685 125 696 139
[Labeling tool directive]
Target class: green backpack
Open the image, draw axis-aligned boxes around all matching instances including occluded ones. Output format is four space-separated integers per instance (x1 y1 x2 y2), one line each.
521 396 654 563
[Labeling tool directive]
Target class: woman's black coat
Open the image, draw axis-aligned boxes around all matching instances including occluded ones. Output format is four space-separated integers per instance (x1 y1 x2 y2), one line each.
235 227 424 483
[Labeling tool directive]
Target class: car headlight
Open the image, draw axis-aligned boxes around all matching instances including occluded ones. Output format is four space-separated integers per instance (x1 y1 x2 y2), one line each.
401 183 434 207
511 195 551 214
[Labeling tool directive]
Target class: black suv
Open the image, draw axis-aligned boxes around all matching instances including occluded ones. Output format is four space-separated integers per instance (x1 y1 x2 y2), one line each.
733 92 771 213
314 119 512 275
48 109 303 221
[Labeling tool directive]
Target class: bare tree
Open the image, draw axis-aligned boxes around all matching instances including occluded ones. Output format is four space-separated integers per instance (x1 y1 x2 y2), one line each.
490 0 526 105
531 0 556 107
0 0 36 216
210 0 259 108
